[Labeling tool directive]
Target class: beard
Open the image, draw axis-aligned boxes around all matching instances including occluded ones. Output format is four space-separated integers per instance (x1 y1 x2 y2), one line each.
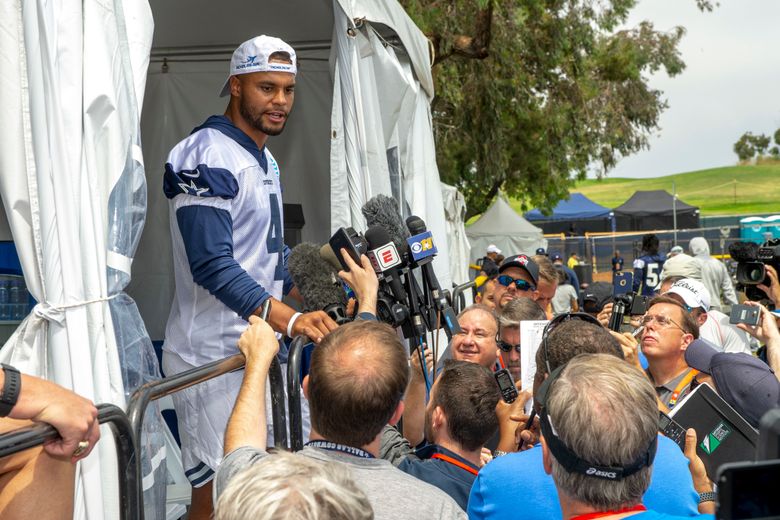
239 96 287 136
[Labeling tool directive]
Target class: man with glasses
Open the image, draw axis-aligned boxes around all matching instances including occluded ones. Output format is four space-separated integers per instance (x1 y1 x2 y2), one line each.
497 298 546 380
661 277 752 354
638 296 700 410
492 254 541 309
468 315 700 519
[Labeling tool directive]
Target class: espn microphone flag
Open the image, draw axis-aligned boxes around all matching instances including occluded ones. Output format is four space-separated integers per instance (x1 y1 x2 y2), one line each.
367 242 403 273
407 231 437 263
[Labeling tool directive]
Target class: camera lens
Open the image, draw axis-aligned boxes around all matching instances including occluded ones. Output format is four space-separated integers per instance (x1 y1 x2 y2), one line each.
747 266 765 283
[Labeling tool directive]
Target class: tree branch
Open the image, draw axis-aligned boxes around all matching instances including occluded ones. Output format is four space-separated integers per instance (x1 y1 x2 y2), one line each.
431 1 493 66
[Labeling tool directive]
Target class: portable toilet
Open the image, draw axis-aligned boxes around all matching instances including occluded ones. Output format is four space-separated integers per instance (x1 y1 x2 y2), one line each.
764 215 780 241
740 217 766 243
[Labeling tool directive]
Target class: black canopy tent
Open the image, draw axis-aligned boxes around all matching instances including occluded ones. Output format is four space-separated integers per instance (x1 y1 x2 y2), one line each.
613 190 699 231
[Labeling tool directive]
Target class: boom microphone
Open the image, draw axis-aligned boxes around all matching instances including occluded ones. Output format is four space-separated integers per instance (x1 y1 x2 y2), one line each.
288 243 350 324
362 195 409 256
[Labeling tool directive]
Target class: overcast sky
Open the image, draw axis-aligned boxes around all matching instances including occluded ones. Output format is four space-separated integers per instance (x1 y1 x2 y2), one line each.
604 0 780 179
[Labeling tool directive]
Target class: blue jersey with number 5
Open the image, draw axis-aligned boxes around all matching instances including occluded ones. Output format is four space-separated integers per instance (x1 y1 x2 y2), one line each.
632 253 666 296
162 115 292 366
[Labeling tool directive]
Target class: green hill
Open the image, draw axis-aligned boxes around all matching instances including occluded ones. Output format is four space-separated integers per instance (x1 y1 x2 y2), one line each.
570 163 780 216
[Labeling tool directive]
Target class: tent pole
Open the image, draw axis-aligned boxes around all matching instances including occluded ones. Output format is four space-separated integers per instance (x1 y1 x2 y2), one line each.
672 181 678 245
150 40 333 58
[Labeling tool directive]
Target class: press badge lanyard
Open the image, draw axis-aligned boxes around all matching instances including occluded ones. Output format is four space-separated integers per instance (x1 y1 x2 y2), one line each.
570 504 647 520
668 369 699 408
430 453 479 476
305 440 374 459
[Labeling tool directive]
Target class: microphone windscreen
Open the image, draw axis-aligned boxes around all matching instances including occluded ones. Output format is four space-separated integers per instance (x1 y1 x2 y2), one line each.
319 243 343 271
288 243 347 312
365 225 393 251
362 195 409 253
728 241 758 262
406 215 426 235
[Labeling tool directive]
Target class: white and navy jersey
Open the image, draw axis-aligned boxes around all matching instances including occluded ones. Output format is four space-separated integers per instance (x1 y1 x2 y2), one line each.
633 253 666 296
162 115 292 366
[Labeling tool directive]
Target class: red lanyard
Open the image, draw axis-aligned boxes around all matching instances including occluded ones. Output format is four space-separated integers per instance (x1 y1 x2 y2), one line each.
668 369 699 408
430 453 479 476
570 504 647 520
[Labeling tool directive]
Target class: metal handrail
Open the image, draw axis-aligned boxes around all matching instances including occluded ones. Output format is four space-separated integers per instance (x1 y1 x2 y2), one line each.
126 353 289 454
286 335 310 451
0 403 139 520
452 280 476 314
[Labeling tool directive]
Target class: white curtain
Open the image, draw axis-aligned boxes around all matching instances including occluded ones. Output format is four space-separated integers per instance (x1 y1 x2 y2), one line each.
0 0 163 518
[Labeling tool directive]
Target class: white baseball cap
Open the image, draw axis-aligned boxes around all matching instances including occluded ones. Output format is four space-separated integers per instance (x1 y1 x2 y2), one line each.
487 244 502 254
667 278 710 311
219 35 297 97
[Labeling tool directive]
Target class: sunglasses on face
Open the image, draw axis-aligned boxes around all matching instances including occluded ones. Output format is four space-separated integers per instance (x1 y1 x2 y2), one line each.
498 340 522 353
496 275 535 292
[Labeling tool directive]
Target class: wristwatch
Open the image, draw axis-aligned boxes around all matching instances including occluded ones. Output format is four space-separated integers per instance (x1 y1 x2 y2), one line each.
0 364 21 417
698 491 716 504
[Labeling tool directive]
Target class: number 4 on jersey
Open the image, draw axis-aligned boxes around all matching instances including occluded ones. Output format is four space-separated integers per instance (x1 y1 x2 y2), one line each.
266 193 284 281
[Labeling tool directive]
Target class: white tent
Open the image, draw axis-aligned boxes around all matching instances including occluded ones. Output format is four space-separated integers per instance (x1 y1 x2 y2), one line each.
467 195 547 266
128 0 453 340
1 0 451 517
440 183 471 286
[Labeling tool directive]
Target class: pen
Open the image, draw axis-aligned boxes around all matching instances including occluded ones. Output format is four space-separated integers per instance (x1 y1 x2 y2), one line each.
517 409 537 451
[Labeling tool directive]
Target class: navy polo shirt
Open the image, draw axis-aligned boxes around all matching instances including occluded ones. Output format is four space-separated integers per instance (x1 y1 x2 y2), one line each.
398 444 479 511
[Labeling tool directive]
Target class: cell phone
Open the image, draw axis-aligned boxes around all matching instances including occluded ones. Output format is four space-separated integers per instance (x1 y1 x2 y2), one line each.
613 272 633 296
716 459 780 519
729 304 761 326
494 368 519 404
328 227 368 271
658 411 686 451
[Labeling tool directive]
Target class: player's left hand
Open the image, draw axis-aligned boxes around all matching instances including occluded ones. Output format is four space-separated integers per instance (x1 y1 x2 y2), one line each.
293 311 338 343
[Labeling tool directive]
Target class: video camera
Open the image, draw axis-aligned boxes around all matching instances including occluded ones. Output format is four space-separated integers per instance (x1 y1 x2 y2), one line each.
728 239 780 302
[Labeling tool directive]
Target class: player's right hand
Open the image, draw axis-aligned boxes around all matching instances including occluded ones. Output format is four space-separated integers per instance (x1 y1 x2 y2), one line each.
293 311 338 343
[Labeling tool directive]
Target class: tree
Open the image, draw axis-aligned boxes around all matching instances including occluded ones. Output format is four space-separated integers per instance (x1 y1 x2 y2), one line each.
774 128 780 147
751 133 771 156
400 0 695 218
734 132 756 162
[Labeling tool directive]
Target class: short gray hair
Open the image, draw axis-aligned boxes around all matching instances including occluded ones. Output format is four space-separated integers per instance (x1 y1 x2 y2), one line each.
215 451 374 520
546 354 657 510
498 298 546 329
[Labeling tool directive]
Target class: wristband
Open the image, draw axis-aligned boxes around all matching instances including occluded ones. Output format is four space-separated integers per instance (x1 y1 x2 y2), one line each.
286 312 302 338
0 364 21 417
698 491 716 503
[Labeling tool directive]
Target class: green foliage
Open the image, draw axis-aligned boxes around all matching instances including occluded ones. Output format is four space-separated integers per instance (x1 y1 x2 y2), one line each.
734 132 756 162
734 131 772 162
774 128 780 147
401 0 688 218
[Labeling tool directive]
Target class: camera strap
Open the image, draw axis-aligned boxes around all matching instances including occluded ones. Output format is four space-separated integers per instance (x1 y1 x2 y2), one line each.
668 369 699 408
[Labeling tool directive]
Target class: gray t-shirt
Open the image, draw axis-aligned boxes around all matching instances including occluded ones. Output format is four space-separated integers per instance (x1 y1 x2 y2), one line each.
551 284 577 316
216 445 466 519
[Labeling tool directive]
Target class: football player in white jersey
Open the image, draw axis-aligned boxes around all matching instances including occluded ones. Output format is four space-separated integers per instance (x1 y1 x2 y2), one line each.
161 36 337 519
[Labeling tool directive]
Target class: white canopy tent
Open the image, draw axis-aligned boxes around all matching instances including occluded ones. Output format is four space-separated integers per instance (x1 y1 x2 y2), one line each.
467 194 547 266
129 0 453 340
1 0 452 517
441 183 471 286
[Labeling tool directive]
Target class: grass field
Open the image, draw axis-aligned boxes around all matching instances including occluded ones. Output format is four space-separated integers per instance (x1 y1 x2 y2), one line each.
506 163 780 217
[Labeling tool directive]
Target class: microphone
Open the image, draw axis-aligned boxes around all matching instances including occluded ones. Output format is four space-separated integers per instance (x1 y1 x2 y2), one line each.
405 216 461 339
288 243 350 325
364 226 408 307
362 195 410 257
